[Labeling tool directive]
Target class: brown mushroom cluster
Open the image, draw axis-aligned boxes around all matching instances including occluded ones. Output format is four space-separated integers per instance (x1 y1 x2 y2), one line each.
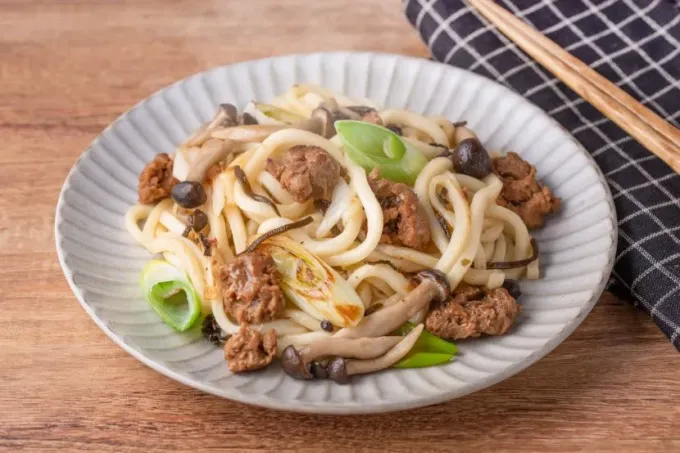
280 269 450 384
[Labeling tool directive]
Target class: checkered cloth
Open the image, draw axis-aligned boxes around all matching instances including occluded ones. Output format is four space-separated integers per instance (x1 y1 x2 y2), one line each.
404 0 680 348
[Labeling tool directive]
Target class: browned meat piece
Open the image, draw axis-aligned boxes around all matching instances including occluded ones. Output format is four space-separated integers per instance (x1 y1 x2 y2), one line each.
425 283 520 340
138 153 179 204
224 326 277 373
493 152 560 229
368 169 431 251
218 250 285 324
266 145 342 203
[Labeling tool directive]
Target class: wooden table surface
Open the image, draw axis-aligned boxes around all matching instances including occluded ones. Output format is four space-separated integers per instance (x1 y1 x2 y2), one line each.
2 1 679 452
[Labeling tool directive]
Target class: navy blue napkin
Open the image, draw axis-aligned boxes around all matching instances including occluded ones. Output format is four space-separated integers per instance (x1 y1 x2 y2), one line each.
404 0 680 348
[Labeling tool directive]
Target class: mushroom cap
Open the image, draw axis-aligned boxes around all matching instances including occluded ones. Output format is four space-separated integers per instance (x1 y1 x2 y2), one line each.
326 357 349 384
171 181 207 209
414 269 450 302
219 103 239 122
280 345 313 380
310 107 335 138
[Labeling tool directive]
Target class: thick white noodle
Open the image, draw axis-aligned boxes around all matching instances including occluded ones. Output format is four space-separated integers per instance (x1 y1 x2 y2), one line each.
429 115 456 146
357 282 373 308
159 212 186 235
125 204 153 246
148 233 206 302
374 244 439 269
258 171 295 204
446 174 503 288
473 244 487 270
366 277 396 297
142 199 173 245
324 156 383 267
285 309 323 332
379 109 449 146
262 199 364 257
526 255 540 280
210 211 233 261
481 222 504 243
162 252 184 271
482 241 495 264
224 204 247 254
347 264 411 296
414 157 454 253
492 233 507 262
380 293 404 308
463 268 505 288
432 173 472 274
316 180 353 238
246 218 259 235
366 251 428 273
244 129 345 179
487 205 531 280
211 299 308 336
212 173 227 216
455 174 486 192
403 137 449 159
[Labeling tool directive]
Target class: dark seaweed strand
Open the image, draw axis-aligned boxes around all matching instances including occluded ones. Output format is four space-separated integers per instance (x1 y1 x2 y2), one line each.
181 225 192 238
452 120 468 128
370 259 402 272
233 165 280 216
434 211 451 240
487 238 539 270
240 216 314 255
313 199 331 214
199 233 212 257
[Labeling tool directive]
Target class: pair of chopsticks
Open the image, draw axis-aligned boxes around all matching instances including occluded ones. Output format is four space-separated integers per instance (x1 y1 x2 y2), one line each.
467 0 680 174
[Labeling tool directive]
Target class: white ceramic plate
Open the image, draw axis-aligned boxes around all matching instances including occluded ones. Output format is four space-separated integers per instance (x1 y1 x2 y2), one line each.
55 52 617 414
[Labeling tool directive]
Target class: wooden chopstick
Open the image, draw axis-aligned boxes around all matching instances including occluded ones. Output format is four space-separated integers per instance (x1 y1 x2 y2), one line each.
467 0 680 174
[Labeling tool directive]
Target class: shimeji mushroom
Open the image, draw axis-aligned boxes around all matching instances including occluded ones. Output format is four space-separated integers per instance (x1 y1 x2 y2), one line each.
334 269 450 339
172 104 344 208
280 336 402 380
326 324 425 384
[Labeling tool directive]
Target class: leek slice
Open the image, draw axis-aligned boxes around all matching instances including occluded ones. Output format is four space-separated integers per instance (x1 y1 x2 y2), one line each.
140 260 201 332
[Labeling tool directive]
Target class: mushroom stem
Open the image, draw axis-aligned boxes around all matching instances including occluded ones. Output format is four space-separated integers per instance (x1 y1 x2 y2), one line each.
299 336 402 363
345 324 424 376
211 124 286 142
334 278 442 339
186 139 235 182
326 324 425 383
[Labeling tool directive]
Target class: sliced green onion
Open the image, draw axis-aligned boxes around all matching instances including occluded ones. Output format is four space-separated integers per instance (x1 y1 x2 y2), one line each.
393 352 453 369
394 321 458 355
140 260 201 332
335 120 429 185
260 235 364 327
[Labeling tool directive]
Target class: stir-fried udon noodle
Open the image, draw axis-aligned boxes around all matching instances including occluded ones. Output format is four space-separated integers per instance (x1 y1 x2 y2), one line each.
126 84 560 382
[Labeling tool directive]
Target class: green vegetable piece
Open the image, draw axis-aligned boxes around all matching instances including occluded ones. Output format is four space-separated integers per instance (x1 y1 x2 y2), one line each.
141 260 202 332
393 352 453 369
335 120 429 185
261 235 364 328
394 322 458 355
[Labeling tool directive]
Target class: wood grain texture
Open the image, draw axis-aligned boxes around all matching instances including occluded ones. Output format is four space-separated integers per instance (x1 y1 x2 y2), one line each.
0 1 678 452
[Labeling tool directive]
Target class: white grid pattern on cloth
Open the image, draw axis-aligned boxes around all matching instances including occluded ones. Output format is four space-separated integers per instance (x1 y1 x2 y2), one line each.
404 0 680 348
